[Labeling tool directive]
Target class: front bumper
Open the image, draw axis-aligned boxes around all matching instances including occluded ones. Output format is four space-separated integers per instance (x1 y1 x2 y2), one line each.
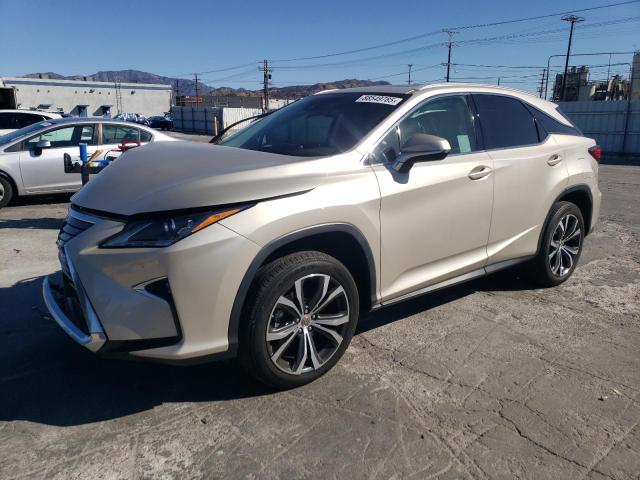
43 274 106 352
43 207 261 361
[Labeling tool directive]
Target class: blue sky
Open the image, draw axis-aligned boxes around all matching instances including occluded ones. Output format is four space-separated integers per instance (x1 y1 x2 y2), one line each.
1 0 638 94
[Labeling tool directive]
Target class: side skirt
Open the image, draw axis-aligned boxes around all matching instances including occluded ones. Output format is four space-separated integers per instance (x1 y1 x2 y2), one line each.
376 255 534 308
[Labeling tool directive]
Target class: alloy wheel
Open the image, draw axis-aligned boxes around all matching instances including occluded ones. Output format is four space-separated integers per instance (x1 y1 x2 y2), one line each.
266 274 350 375
0 182 4 201
548 213 581 276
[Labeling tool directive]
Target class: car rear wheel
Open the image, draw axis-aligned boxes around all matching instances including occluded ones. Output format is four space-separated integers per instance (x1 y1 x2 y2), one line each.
239 251 359 389
0 177 14 208
527 201 584 287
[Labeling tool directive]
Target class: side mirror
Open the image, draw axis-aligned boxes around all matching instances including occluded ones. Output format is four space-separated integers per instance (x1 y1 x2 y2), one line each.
32 140 52 156
393 133 451 173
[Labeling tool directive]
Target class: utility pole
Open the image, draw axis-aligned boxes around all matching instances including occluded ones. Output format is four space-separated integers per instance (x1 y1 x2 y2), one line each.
260 59 272 112
497 77 501 86
407 64 413 85
443 29 456 82
194 73 199 105
538 68 547 98
175 79 180 106
560 15 585 102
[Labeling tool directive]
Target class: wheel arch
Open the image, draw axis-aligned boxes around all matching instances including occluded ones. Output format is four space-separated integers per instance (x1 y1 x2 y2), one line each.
537 184 593 254
227 223 377 356
0 169 18 199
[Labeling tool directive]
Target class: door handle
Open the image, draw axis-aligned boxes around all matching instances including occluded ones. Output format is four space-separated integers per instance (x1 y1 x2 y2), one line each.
547 154 563 166
468 165 492 180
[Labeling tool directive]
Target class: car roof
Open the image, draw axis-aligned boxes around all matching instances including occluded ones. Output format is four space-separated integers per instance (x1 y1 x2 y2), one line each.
315 82 562 120
31 117 150 127
315 82 541 99
315 85 416 95
0 109 61 117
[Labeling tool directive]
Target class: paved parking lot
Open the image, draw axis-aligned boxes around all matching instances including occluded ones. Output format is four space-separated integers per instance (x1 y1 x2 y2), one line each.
0 164 639 479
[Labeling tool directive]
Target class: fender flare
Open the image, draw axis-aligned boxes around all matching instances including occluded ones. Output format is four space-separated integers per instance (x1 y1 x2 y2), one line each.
536 184 593 255
0 169 18 195
226 223 377 357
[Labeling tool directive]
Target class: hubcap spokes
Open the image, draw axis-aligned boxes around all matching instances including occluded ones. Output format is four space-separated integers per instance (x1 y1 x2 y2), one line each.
266 274 349 375
548 214 581 276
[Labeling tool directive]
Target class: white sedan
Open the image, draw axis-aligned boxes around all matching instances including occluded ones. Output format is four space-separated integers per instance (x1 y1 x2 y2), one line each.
0 117 177 207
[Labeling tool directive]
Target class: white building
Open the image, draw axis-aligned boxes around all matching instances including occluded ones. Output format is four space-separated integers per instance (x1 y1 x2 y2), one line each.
0 76 171 117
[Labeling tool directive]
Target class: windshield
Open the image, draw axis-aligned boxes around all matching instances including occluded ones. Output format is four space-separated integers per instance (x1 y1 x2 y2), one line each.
220 92 409 157
0 121 55 146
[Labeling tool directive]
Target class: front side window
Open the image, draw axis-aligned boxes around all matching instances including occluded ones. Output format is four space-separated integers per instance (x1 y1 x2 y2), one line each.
473 94 539 149
24 124 95 150
102 124 140 144
220 92 409 157
399 95 477 155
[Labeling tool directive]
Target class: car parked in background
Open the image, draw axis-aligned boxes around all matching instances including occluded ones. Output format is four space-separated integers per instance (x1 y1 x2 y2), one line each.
0 117 177 207
113 112 149 126
42 84 601 389
0 109 62 136
147 115 172 130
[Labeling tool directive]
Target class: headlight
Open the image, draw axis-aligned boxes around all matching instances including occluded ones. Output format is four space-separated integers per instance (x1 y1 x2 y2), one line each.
100 207 245 248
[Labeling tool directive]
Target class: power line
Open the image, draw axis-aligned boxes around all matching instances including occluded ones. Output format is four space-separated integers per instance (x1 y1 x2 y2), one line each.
450 0 640 30
261 0 639 65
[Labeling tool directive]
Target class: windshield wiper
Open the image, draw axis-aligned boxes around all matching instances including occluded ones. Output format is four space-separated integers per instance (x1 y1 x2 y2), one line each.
209 111 275 145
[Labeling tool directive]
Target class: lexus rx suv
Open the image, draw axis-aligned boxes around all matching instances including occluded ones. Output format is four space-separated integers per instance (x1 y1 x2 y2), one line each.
43 84 601 389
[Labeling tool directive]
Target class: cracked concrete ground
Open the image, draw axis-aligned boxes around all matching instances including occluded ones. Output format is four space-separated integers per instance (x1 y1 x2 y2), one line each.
0 165 639 480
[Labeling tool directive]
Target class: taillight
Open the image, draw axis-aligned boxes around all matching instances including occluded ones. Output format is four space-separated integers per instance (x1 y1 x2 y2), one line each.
588 145 602 162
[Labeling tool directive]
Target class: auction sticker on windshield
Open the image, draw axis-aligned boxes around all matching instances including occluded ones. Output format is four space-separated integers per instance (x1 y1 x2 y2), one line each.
355 95 403 106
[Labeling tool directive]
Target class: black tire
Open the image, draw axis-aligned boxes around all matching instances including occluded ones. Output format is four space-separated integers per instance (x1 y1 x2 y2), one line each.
0 176 14 209
239 251 359 389
527 201 585 287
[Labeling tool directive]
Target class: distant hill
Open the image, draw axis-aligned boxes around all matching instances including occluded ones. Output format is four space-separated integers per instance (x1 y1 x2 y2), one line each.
23 70 390 98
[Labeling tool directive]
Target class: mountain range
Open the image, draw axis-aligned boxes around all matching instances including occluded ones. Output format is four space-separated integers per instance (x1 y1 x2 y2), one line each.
24 70 391 98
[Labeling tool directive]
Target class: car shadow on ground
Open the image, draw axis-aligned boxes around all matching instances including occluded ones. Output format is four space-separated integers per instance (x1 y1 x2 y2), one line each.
0 268 538 427
0 217 64 229
8 192 73 207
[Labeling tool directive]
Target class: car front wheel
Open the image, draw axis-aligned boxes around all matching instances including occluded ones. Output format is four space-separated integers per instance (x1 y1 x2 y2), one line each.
239 251 359 389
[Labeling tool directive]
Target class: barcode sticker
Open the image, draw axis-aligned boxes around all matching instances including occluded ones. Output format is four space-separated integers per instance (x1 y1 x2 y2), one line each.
355 95 403 106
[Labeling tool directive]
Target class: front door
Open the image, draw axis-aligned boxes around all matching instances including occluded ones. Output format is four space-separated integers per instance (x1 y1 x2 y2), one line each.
19 124 96 192
372 94 494 302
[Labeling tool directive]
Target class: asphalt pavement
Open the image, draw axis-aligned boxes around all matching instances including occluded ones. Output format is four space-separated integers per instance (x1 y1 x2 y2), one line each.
0 164 638 479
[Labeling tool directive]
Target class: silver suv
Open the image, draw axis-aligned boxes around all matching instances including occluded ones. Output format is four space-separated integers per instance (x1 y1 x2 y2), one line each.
43 84 602 388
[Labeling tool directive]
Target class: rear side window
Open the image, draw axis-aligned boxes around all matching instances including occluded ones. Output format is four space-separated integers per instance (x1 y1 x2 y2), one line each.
140 130 153 142
473 94 539 149
0 113 15 129
525 105 581 137
15 112 44 129
102 124 140 143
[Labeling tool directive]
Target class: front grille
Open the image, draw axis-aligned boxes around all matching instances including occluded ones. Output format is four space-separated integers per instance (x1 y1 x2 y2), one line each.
57 210 94 277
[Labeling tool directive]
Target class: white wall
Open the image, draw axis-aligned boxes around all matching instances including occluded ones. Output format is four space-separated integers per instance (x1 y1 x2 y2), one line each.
0 77 171 117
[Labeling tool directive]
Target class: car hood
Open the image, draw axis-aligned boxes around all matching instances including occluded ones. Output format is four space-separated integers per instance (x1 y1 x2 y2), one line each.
71 141 340 216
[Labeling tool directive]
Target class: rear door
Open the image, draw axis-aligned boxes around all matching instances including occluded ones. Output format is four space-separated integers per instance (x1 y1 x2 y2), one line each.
19 124 97 192
472 94 569 265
